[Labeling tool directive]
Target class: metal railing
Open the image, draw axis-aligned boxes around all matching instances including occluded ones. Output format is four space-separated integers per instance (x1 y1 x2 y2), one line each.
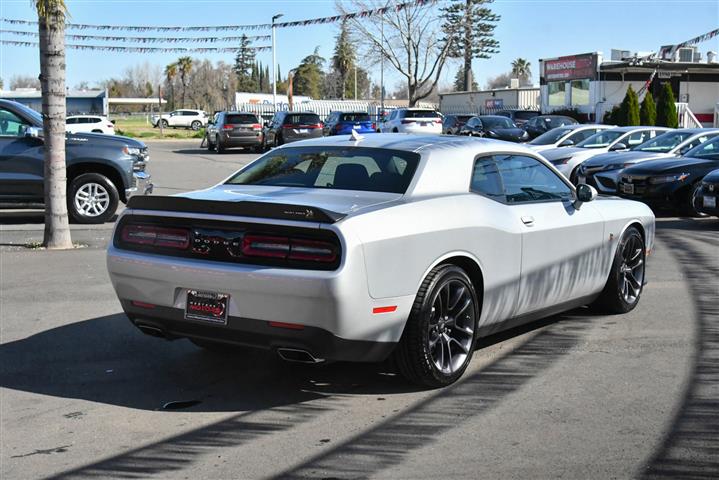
676 103 702 128
439 104 540 115
234 100 438 121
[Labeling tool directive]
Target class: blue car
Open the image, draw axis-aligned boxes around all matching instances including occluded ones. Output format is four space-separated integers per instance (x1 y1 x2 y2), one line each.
323 111 376 136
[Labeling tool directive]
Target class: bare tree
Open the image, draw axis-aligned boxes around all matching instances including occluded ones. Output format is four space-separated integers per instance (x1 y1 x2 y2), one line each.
35 0 72 249
10 75 42 90
338 0 457 106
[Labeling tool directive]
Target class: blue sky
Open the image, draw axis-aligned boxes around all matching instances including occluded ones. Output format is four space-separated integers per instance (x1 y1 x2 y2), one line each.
1 0 718 92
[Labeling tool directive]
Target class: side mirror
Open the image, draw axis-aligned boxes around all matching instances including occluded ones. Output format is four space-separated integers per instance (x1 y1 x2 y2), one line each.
574 184 598 209
559 139 575 147
24 126 43 139
609 142 627 152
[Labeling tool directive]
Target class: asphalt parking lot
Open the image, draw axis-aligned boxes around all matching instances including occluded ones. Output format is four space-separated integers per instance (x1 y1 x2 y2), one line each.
1 140 717 479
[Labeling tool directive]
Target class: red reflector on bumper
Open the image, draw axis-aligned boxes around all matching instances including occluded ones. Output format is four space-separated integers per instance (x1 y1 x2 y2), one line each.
269 321 305 330
131 301 156 309
372 306 397 314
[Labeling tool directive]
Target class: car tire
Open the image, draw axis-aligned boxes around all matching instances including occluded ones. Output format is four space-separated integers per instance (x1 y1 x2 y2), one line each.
91 129 103 133
207 136 215 151
160 119 169 128
684 182 709 217
569 166 581 185
392 128 399 133
68 172 119 224
274 133 283 147
216 138 224 154
592 225 645 314
393 264 479 388
191 120 202 131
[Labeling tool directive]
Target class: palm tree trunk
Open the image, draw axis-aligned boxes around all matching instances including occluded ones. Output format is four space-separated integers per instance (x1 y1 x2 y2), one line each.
38 4 72 249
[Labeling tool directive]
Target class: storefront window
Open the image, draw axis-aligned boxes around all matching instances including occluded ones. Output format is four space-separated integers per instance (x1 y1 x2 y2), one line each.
548 81 565 106
570 79 590 105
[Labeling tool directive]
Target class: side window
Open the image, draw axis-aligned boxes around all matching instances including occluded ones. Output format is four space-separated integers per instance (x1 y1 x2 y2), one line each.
495 155 573 204
470 156 504 200
0 108 30 137
625 130 650 146
572 129 597 142
66 118 78 124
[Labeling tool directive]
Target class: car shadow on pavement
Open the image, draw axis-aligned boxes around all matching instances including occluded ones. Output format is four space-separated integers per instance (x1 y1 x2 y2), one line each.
3 308 600 480
0 211 118 226
639 225 719 479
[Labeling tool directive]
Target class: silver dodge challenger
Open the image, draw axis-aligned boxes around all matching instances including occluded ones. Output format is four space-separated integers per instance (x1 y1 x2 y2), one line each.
107 134 655 387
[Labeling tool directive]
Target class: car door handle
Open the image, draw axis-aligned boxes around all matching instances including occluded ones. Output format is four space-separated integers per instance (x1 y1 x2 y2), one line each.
521 216 535 226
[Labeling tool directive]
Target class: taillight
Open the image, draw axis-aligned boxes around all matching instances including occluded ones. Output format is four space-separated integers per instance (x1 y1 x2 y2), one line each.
372 122 376 130
241 234 337 263
251 123 262 131
222 124 234 131
434 119 442 124
121 225 190 249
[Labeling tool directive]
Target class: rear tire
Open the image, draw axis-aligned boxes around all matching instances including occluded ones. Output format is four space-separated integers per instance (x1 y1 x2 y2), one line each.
207 135 215 151
393 264 479 388
160 119 169 128
216 138 225 154
684 182 709 217
592 226 645 314
191 120 202 131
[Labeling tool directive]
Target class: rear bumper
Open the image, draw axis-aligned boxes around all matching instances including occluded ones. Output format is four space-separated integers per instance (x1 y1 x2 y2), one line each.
220 133 262 147
122 301 396 362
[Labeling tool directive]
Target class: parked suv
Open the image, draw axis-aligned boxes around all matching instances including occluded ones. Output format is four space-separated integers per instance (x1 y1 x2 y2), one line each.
151 109 208 130
379 108 442 134
66 115 115 135
262 111 323 149
205 111 263 153
0 99 153 224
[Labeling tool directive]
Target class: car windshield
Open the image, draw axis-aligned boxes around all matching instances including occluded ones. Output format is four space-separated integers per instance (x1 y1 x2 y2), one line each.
404 110 439 119
225 114 259 124
339 113 371 122
529 127 574 145
480 117 516 129
684 136 719 160
283 113 321 125
631 131 693 153
225 146 420 194
576 130 624 148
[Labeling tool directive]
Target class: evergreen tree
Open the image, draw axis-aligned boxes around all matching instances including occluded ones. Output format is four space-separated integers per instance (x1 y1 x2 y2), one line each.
234 35 257 92
257 61 264 93
656 82 678 128
292 47 325 99
332 20 355 100
640 92 656 126
250 61 259 90
263 65 270 93
442 0 500 92
453 66 478 91
618 85 640 126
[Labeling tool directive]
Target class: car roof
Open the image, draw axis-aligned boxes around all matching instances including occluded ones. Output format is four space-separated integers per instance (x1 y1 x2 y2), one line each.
274 132 536 155
608 126 668 132
563 123 611 130
221 111 260 115
67 114 106 118
478 115 511 120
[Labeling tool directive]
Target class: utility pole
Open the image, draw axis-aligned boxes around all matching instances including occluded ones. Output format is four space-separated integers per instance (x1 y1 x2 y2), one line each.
158 84 163 138
271 13 283 111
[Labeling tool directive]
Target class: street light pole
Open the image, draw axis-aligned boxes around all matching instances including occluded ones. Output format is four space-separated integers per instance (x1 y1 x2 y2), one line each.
271 13 283 109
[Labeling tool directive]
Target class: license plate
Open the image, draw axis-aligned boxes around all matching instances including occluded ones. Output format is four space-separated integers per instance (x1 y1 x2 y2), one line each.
704 195 717 208
577 175 586 184
185 290 229 325
621 183 635 194
298 129 309 133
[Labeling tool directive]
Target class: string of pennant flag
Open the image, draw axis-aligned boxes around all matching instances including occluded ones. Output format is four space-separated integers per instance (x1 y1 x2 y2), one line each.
0 0 437 33
659 27 719 58
0 40 272 53
0 29 272 43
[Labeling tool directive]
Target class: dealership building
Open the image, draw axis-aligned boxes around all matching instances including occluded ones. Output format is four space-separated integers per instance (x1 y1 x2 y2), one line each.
539 51 719 126
0 88 109 115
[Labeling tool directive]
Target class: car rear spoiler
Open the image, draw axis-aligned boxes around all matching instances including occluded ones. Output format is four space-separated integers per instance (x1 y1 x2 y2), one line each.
125 195 346 224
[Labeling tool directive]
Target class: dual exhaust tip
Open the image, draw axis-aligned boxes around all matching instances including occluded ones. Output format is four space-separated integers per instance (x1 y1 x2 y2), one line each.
136 323 324 364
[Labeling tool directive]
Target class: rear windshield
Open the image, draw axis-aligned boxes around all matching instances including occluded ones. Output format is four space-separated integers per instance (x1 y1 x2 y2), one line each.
546 116 576 128
283 113 321 125
480 117 516 129
225 114 259 124
404 110 440 119
226 146 420 194
339 113 371 122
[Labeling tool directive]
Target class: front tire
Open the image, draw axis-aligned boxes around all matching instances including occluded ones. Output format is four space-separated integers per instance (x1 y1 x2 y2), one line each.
216 137 225 154
684 182 708 217
393 264 479 388
592 226 645 314
68 173 119 224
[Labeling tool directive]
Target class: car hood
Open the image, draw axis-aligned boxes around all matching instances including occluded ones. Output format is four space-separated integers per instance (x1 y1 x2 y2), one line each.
177 185 403 216
622 157 719 175
583 151 671 168
66 132 145 148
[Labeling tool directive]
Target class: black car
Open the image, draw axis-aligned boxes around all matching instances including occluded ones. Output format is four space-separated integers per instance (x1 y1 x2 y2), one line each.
459 115 530 142
206 111 263 153
617 136 719 216
0 99 152 224
495 109 539 126
696 168 719 216
262 111 324 150
442 114 474 135
523 115 579 139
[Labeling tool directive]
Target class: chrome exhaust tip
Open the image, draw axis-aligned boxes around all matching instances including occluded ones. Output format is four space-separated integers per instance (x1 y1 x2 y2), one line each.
276 348 325 364
136 324 166 338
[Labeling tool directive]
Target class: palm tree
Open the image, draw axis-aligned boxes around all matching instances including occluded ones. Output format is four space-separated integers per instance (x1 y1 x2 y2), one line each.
177 56 193 108
35 0 72 249
511 58 531 86
164 62 177 109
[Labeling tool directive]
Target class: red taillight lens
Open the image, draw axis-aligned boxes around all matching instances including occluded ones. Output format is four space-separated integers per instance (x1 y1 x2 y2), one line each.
222 124 234 131
241 235 290 258
251 123 262 130
121 225 190 249
241 234 337 263
372 122 376 130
